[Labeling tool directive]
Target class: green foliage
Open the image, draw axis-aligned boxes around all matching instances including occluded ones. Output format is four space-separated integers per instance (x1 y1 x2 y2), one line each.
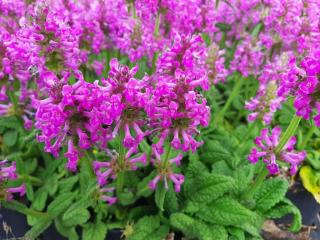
253 178 289 213
127 216 169 240
82 222 108 240
170 213 227 240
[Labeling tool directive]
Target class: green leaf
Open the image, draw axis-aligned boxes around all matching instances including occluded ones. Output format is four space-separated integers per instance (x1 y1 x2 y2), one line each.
46 174 58 196
63 198 93 226
211 161 233 176
63 208 90 226
253 178 289 213
83 222 108 240
47 192 76 217
118 191 136 206
0 116 21 129
201 140 231 163
25 182 34 201
228 227 245 240
25 218 52 239
55 217 79 240
170 213 227 240
196 197 261 227
185 173 235 209
3 130 18 146
127 216 167 240
155 183 167 211
265 199 302 232
164 183 179 213
232 164 255 194
32 189 48 211
216 22 232 31
59 175 79 193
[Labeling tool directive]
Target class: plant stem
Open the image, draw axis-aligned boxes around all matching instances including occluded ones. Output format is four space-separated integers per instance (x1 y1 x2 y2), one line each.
164 145 172 166
275 115 302 154
116 128 126 194
242 166 269 200
214 75 245 125
1 200 48 218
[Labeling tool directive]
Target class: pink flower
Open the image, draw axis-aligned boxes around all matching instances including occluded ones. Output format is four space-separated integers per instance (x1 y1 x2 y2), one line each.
248 127 306 175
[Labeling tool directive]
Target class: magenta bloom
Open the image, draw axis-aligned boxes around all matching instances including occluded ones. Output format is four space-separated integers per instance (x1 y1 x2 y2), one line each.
148 149 184 192
0 160 26 200
248 127 306 175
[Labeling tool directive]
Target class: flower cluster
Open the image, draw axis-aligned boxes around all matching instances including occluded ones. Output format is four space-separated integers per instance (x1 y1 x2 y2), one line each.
0 160 25 200
248 127 306 175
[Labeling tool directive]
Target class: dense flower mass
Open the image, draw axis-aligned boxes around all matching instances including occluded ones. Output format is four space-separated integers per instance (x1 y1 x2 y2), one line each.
1 0 319 205
248 127 306 175
0 160 25 200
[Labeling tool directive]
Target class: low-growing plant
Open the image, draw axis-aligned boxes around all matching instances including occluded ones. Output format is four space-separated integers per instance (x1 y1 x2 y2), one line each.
1 0 319 240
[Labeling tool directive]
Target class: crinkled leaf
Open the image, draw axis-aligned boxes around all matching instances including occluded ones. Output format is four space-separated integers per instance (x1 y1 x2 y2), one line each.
63 198 93 226
25 218 52 239
170 213 227 240
82 222 108 240
185 173 235 206
196 197 261 227
265 199 302 232
253 178 289 213
127 216 166 240
164 183 179 213
3 130 18 146
47 192 76 217
232 164 255 194
63 208 90 226
59 175 79 193
32 189 48 211
55 217 79 240
155 183 167 211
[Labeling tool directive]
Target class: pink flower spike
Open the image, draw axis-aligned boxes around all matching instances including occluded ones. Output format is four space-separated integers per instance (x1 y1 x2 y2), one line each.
64 140 79 172
169 173 185 192
123 124 135 148
7 184 26 197
169 154 183 166
148 175 161 190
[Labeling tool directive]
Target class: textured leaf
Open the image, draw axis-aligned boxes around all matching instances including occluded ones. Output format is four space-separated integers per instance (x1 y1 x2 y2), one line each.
0 116 21 129
47 192 76 217
164 183 179 213
32 189 48 211
196 197 259 226
25 218 52 239
127 216 166 240
228 227 245 240
59 175 79 193
3 130 18 146
185 173 235 206
265 199 302 232
55 217 79 240
201 140 231 163
232 164 255 194
63 208 90 226
118 191 136 206
254 178 289 213
63 198 92 226
155 183 167 211
170 213 227 240
82 222 108 240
